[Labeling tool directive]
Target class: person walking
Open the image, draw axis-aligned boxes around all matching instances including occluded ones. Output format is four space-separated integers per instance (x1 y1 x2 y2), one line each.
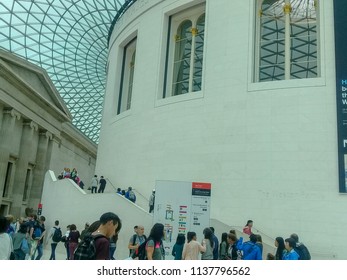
146 223 165 260
243 220 253 235
128 225 146 258
12 223 29 260
30 215 46 260
91 175 98 193
149 189 155 213
47 220 61 260
68 224 80 260
201 228 214 260
98 176 106 193
98 176 107 193
182 231 206 260
290 233 311 260
74 212 122 260
283 238 299 260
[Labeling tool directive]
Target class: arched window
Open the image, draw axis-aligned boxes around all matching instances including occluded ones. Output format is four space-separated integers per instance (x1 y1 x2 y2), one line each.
255 0 319 82
164 6 205 97
117 38 136 114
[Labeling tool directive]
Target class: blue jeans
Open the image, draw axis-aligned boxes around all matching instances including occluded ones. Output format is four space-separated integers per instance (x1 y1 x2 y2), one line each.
31 241 43 260
50 243 58 260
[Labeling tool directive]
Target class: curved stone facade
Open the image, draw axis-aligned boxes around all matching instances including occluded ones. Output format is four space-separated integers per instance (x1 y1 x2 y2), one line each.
100 0 342 258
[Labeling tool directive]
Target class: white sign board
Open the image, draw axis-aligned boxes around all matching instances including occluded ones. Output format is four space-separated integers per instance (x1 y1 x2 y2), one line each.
153 180 211 260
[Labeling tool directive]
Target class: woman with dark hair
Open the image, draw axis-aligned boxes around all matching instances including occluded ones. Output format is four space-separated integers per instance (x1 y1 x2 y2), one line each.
12 223 28 260
172 233 185 260
275 237 286 260
68 224 80 260
146 223 165 260
255 234 263 255
182 231 206 260
201 227 214 260
219 232 228 259
243 220 253 235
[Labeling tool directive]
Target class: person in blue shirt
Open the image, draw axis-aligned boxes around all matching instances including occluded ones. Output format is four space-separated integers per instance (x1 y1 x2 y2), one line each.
283 237 299 260
236 234 262 260
210 227 219 260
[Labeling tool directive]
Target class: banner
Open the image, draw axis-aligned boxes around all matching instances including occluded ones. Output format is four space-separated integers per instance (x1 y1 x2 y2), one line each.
334 0 347 192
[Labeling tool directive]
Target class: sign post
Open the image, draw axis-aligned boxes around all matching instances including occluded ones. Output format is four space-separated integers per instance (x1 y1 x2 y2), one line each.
153 180 211 259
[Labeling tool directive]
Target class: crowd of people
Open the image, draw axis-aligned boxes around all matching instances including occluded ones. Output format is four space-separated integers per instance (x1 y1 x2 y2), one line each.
57 167 85 189
0 209 121 260
0 208 311 260
116 187 137 203
58 170 109 194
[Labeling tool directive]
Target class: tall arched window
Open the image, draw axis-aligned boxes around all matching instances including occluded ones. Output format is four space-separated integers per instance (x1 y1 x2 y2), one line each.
117 38 136 114
255 0 319 82
164 6 205 98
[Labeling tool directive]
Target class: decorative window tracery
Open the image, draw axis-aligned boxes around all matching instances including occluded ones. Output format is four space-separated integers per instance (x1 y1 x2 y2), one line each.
256 0 319 82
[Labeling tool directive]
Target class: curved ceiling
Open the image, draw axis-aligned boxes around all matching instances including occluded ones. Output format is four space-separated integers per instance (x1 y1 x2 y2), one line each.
0 0 127 143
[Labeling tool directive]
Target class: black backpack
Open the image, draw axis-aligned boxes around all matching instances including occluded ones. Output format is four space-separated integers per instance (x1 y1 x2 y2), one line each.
73 233 106 260
294 243 311 260
132 239 148 260
52 227 62 242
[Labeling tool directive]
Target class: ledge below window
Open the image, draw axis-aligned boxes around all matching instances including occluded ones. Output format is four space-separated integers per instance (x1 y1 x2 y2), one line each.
155 91 204 107
247 77 326 93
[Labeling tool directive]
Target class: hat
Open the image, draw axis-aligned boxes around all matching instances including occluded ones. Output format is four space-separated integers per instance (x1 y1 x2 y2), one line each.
152 189 155 192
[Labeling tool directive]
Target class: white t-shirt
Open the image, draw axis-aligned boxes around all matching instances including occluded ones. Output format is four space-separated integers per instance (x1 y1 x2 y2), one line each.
0 233 13 260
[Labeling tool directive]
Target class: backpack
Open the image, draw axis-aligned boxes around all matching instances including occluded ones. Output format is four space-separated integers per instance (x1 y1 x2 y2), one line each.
21 238 29 254
32 224 42 239
73 233 106 260
52 227 63 243
129 234 137 256
132 239 148 260
294 243 311 260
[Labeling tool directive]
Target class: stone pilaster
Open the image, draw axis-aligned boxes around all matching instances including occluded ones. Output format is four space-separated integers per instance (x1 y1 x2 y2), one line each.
0 109 21 209
0 104 4 131
29 130 53 212
11 120 39 218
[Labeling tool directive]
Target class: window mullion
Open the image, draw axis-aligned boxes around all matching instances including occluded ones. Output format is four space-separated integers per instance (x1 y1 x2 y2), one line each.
284 0 292 80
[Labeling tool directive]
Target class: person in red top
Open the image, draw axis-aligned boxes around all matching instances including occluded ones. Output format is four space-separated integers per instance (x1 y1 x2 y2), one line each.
92 212 122 260
242 220 253 235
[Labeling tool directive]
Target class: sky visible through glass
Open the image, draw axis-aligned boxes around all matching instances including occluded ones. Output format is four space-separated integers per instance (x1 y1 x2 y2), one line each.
0 0 126 143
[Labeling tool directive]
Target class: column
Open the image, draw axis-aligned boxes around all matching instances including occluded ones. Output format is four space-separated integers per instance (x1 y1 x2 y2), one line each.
0 109 21 203
30 130 53 212
11 121 39 218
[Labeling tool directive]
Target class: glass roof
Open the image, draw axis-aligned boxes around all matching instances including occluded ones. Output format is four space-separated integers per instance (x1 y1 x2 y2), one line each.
0 0 127 143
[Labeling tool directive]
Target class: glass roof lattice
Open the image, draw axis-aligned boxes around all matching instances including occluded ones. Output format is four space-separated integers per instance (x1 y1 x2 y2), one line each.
0 0 128 143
